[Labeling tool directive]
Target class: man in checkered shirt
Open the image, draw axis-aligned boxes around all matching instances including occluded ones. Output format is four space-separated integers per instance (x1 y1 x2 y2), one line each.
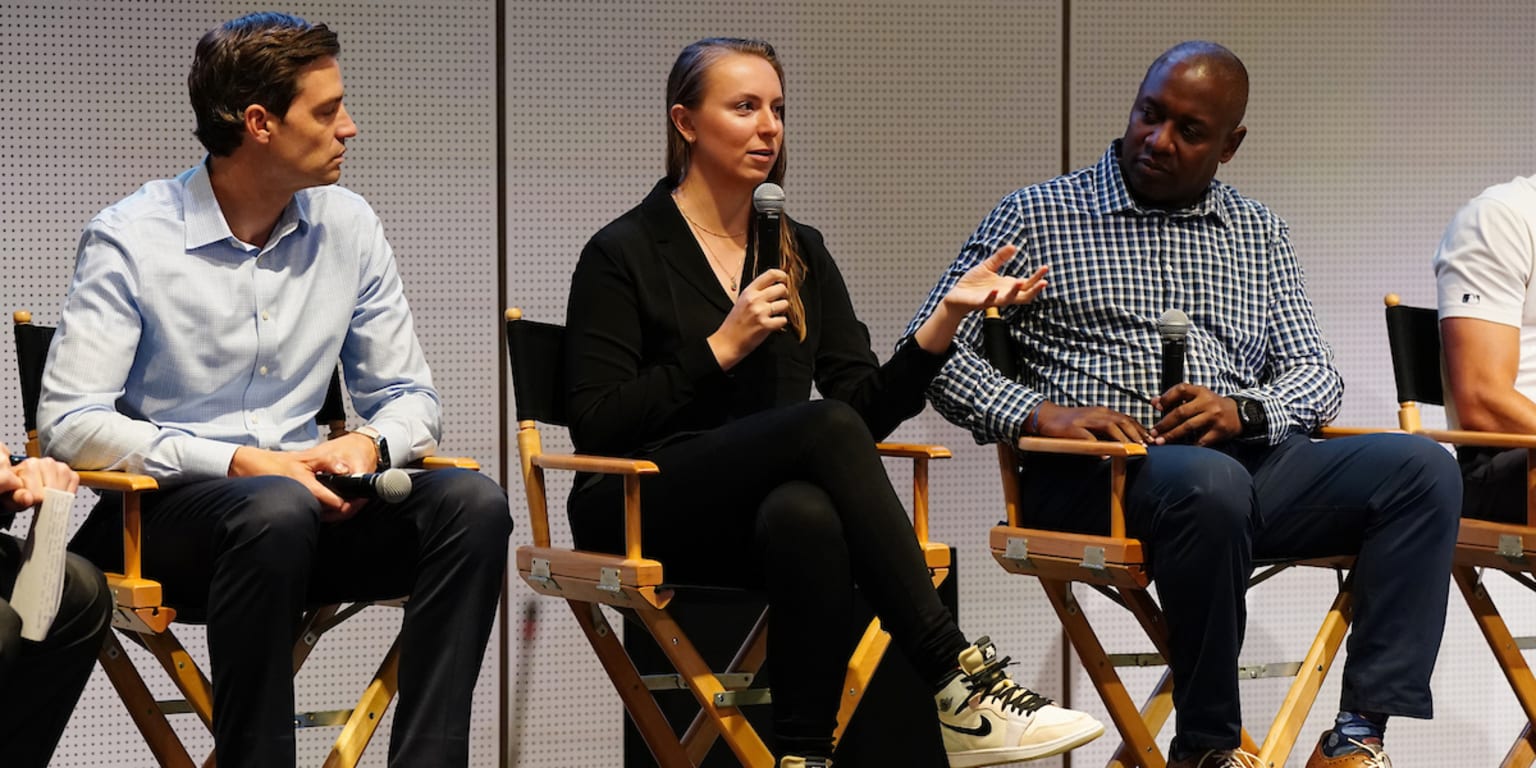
907 42 1460 768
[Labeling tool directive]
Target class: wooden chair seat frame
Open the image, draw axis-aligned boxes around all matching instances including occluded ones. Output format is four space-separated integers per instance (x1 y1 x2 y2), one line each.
508 308 952 767
13 310 477 768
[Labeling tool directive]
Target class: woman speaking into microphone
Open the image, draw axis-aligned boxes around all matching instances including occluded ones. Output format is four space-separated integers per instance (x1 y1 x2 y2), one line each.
563 37 1102 768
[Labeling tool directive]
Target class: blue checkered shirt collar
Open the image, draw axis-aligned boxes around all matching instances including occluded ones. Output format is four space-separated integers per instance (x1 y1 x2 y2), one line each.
1091 141 1233 230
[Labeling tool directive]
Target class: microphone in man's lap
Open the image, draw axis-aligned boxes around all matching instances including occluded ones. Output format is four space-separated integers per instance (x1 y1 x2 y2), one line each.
315 468 412 503
745 182 785 287
1158 308 1191 396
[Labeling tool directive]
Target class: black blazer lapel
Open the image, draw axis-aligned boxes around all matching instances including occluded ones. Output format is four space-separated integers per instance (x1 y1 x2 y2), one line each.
638 180 733 313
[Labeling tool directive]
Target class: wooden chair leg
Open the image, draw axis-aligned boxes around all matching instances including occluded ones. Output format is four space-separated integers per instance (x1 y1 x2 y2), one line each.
635 602 775 768
141 628 215 731
1107 669 1173 768
832 618 892 745
570 600 694 768
1257 584 1352 768
1456 566 1536 726
1502 723 1536 768
1039 579 1166 768
323 635 401 768
99 631 196 768
682 608 770 764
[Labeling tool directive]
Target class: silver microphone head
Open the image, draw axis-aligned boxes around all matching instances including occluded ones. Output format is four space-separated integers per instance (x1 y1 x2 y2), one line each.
375 468 413 504
1157 309 1191 342
753 182 786 216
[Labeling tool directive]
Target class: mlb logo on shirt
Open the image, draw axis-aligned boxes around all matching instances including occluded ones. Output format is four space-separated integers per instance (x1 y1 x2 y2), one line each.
1462 293 1481 304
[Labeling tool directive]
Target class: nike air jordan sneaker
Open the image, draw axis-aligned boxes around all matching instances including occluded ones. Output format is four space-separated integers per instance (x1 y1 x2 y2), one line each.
935 636 1105 767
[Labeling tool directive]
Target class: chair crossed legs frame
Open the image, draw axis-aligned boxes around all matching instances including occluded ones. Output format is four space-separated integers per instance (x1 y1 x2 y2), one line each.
978 309 1355 768
1383 293 1536 767
13 309 477 768
506 308 952 767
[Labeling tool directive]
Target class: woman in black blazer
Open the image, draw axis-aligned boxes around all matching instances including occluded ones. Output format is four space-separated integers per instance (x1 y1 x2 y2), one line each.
564 38 1103 768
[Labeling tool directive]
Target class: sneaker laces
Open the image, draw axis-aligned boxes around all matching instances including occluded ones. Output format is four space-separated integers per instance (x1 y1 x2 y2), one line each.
1201 749 1263 768
958 652 1052 717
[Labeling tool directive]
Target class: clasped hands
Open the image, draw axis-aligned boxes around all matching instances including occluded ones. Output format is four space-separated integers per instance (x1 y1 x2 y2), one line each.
1031 383 1244 447
228 431 378 522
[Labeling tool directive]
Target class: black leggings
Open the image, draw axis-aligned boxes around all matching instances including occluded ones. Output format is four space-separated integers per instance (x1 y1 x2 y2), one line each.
570 399 968 758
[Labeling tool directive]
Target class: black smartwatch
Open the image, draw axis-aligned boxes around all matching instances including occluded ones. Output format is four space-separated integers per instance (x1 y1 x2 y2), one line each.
1230 396 1268 440
356 426 391 471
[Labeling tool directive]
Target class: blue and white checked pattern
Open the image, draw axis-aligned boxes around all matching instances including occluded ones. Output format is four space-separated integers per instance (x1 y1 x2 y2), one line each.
38 161 441 483
904 142 1342 446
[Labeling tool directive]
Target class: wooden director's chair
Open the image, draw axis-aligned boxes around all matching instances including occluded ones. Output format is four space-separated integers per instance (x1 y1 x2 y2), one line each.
979 308 1356 768
506 307 952 767
13 310 477 768
1382 293 1536 767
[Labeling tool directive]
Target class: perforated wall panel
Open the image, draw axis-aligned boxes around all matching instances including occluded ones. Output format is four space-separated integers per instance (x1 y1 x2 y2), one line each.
1 2 500 766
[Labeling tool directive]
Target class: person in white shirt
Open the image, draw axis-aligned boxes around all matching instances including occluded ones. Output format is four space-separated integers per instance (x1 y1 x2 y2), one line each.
1434 175 1536 522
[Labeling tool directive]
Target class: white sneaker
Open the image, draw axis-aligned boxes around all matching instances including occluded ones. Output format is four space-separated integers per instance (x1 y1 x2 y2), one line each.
935 637 1105 767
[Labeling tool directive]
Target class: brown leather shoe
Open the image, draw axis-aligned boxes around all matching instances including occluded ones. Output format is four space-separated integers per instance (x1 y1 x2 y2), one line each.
1303 731 1392 768
1166 748 1263 768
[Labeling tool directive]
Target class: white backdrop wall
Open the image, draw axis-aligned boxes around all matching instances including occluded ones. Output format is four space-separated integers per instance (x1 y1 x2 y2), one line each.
506 1 1536 767
0 2 501 766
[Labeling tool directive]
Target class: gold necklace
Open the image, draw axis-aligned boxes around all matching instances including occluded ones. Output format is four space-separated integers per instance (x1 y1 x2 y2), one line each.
674 195 745 293
675 203 748 240
692 225 739 293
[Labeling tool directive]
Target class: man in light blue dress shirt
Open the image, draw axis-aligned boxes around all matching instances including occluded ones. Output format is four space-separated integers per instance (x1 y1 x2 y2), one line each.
907 42 1459 768
36 13 510 767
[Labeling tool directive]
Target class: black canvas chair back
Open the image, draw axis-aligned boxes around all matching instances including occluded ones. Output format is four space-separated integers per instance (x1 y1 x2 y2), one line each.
13 313 54 449
506 311 568 426
1384 300 1444 407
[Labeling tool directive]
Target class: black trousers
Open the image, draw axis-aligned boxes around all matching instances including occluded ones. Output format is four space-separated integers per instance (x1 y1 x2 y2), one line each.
1459 445 1528 524
570 400 970 759
1019 432 1460 753
72 468 511 768
0 534 112 768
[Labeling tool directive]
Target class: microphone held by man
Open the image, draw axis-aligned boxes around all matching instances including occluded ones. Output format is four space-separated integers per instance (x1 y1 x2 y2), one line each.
314 467 413 503
1158 308 1191 396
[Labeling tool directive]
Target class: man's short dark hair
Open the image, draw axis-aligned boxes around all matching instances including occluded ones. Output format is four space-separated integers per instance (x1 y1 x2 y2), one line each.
188 12 340 156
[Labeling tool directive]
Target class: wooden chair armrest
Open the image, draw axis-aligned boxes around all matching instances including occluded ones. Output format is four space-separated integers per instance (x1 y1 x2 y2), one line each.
75 470 159 493
875 442 952 460
873 442 951 548
1017 436 1147 458
413 455 481 471
1314 425 1402 439
532 452 660 475
1415 428 1536 450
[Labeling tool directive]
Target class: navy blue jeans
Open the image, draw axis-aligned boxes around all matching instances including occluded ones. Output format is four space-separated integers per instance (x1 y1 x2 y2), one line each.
72 467 510 768
1019 432 1460 752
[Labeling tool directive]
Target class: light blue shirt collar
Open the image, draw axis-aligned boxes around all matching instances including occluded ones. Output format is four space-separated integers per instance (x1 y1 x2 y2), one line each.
182 158 312 253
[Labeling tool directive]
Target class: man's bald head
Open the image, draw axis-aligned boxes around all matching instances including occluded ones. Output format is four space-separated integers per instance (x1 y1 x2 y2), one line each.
1142 41 1249 131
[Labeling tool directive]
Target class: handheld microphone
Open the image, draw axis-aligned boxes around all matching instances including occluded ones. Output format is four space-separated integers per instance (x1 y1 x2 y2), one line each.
315 468 412 503
746 182 785 286
1157 308 1191 396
